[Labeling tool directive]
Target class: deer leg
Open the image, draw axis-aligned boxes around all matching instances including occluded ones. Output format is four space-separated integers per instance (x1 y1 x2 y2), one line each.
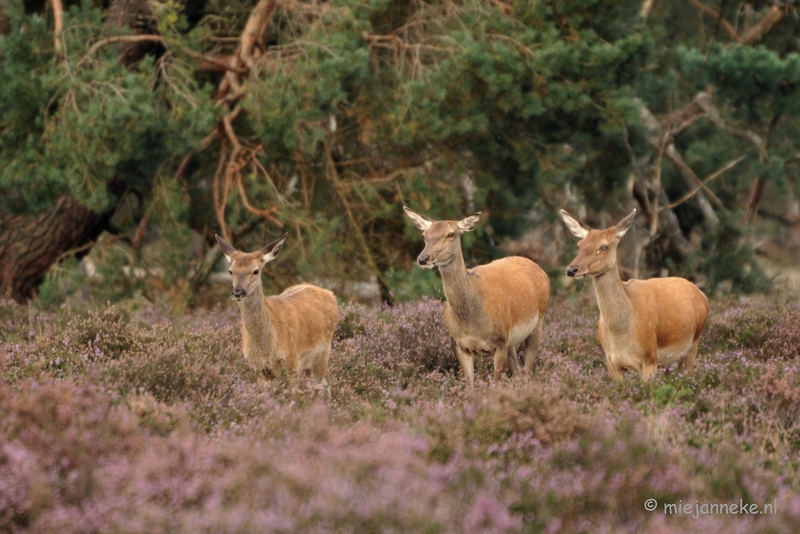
606 357 625 382
679 339 699 372
312 345 333 399
521 321 543 374
507 346 521 376
640 350 659 381
456 345 475 387
493 346 510 382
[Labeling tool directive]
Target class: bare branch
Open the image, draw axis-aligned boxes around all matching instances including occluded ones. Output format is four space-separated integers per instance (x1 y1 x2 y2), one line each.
740 6 787 45
686 0 741 41
236 174 281 224
78 35 164 66
78 34 248 73
662 155 745 211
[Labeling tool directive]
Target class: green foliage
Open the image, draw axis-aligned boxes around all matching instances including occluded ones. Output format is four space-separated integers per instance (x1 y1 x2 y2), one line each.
2 0 799 305
0 4 218 214
691 210 769 293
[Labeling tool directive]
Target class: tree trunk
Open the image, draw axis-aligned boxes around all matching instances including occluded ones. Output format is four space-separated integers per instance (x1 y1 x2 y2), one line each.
0 197 115 303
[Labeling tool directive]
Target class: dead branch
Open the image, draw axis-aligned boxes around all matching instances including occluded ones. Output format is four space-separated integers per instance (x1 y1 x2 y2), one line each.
662 155 745 211
78 34 248 73
662 145 724 208
79 35 164 66
236 174 281 224
740 6 787 45
686 0 741 41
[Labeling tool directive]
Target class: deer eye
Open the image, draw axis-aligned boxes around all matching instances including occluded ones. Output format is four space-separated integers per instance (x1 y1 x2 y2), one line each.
253 270 259 275
228 270 232 275
601 245 609 251
447 232 455 239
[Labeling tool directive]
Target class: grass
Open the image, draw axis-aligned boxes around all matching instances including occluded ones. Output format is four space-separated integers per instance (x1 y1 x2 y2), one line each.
1 290 799 532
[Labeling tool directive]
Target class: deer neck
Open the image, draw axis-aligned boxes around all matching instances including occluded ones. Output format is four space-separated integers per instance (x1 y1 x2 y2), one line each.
592 266 634 333
438 251 484 323
238 287 274 349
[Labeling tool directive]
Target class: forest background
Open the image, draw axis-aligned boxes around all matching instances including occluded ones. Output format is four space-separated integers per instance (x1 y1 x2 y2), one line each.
1 0 799 308
2 2 800 532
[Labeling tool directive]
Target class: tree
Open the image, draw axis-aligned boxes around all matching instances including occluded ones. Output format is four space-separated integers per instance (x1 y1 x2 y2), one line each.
1 0 798 305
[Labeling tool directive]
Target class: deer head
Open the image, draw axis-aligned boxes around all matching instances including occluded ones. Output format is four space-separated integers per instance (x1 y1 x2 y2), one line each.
403 206 481 269
215 234 288 300
561 209 636 279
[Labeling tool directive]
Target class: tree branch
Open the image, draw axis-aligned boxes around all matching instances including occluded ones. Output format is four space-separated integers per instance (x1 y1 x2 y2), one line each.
240 0 278 69
686 0 741 41
740 6 787 45
78 34 248 73
662 155 744 212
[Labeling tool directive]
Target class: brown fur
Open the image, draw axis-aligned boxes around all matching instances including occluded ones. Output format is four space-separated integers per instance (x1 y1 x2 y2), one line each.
561 209 709 381
216 235 339 389
405 207 551 386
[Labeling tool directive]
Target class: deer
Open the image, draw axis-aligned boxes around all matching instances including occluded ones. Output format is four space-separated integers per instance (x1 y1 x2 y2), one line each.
215 234 339 393
404 206 551 387
560 209 709 382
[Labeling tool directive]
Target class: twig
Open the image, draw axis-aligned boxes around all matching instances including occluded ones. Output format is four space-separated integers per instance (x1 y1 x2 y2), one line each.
78 35 165 66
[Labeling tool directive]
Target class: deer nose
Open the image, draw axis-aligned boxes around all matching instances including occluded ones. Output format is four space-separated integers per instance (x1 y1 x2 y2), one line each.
418 254 430 266
566 266 579 277
232 288 246 299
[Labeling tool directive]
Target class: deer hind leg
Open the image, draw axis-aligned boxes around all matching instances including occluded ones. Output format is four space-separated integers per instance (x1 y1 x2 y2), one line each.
456 345 475 387
521 321 543 374
507 346 521 376
679 339 699 372
312 344 333 398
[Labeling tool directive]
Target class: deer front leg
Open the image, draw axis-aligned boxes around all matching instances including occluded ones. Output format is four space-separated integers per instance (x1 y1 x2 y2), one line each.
640 349 659 381
606 356 625 382
507 346 521 376
455 345 475 387
493 346 510 382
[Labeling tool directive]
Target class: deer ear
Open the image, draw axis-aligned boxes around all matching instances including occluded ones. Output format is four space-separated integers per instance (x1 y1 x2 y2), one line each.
615 209 636 239
403 206 433 231
261 233 288 264
215 234 236 262
560 210 590 239
457 212 482 232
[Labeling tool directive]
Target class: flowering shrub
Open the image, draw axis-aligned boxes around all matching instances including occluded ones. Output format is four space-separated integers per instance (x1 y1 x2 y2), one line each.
1 291 799 532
